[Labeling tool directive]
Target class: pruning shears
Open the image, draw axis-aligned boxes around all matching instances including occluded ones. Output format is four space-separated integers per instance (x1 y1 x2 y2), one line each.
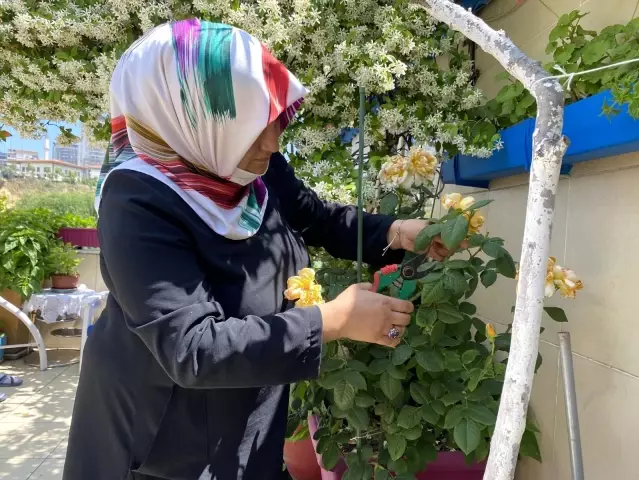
371 253 436 300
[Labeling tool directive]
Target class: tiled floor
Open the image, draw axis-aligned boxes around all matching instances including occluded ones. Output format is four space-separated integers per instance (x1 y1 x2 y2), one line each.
0 360 77 480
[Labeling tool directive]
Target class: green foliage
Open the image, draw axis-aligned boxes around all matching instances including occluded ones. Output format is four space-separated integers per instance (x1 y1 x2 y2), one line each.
45 241 82 277
288 199 573 477
0 198 90 297
16 191 95 219
487 11 639 130
0 207 60 297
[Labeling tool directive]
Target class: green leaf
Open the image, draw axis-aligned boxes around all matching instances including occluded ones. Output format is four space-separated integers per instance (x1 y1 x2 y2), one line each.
380 193 399 215
416 349 445 372
458 302 477 315
445 259 470 269
343 371 367 391
437 303 464 324
444 270 467 297
431 399 446 415
410 383 430 404
380 371 402 400
409 335 429 348
402 425 423 441
544 306 568 322
429 321 446 344
444 405 466 429
444 351 464 371
466 199 493 210
392 344 414 365
374 467 393 480
462 350 479 364
322 443 342 470
421 281 446 305
421 403 441 424
347 406 370 430
333 380 356 410
466 404 497 425
482 241 505 258
454 418 481 455
397 405 422 429
441 391 464 406
466 276 479 298
429 381 444 398
480 270 497 288
496 253 517 278
416 305 437 327
520 429 542 462
369 358 391 375
387 364 407 380
355 392 376 408
441 215 469 250
386 434 407 461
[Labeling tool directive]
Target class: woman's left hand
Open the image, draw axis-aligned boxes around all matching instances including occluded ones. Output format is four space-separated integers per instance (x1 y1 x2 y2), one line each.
387 219 465 261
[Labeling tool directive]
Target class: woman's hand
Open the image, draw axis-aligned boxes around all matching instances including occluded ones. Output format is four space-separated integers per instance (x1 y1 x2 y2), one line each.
386 219 466 261
318 283 413 347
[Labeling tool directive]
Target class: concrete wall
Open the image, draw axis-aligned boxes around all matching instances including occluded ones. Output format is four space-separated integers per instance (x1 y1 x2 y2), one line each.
436 150 639 478
475 0 639 98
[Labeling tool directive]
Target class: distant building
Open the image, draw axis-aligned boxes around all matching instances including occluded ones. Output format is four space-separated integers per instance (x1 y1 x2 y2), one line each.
83 147 106 166
0 151 7 166
7 158 98 180
53 144 80 165
7 149 38 161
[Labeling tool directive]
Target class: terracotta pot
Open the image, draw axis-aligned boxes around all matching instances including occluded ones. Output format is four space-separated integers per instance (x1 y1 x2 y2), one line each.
58 228 99 248
284 429 322 480
307 416 486 480
51 274 80 290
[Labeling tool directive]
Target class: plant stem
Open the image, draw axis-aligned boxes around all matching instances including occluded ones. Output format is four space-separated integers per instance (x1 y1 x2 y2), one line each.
357 87 365 283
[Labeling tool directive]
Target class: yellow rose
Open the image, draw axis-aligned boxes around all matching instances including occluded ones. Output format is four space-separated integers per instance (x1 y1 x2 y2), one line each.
284 268 324 307
467 212 484 234
557 268 583 299
486 323 497 340
379 155 411 189
407 147 438 185
459 196 476 210
441 193 462 210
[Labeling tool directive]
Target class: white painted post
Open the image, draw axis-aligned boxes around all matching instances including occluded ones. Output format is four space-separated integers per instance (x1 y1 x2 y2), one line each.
412 1 568 479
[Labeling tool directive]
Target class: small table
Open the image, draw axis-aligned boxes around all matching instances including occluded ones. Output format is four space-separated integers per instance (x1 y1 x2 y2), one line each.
22 286 108 370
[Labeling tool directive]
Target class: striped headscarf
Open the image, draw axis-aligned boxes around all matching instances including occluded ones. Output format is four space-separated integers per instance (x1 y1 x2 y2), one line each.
96 19 308 239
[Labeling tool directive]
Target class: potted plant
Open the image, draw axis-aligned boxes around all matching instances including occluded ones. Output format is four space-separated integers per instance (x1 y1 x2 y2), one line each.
285 174 581 479
46 241 82 290
56 213 99 249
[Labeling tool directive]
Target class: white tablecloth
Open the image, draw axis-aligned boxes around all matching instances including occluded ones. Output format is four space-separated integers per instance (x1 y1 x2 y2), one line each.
23 286 108 324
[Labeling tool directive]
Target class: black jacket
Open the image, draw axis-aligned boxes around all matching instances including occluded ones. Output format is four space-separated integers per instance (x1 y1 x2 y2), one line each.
63 153 402 480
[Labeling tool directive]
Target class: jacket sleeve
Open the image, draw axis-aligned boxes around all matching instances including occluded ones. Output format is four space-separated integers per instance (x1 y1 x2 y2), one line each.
264 153 404 266
98 170 322 389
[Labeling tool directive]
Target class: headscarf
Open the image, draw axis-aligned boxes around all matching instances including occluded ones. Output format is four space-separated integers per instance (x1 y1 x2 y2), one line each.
96 19 308 239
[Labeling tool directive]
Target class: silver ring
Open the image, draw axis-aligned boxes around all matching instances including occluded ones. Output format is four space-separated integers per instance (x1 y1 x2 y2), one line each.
387 327 401 339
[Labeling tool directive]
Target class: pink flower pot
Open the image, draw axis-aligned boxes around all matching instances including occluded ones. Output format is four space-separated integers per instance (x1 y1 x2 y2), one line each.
307 416 486 480
58 228 99 248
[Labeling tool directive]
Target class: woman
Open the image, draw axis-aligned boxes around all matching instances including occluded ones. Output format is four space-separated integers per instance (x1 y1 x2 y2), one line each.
64 20 451 480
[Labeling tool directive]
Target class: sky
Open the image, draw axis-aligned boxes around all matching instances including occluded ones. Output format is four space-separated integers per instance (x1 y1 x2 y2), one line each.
0 122 81 158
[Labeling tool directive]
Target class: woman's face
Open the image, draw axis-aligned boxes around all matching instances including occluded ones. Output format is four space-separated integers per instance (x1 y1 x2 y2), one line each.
237 121 282 174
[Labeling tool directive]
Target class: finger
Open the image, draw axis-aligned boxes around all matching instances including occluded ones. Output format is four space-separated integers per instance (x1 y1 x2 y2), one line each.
385 296 414 314
355 282 373 290
428 246 445 261
389 312 411 326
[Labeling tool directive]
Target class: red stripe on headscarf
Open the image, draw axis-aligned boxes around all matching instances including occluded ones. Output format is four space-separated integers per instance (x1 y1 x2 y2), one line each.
261 45 289 124
111 115 126 133
138 153 247 210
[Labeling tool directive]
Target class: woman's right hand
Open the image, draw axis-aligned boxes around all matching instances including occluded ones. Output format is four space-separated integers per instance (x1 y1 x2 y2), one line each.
318 283 414 347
